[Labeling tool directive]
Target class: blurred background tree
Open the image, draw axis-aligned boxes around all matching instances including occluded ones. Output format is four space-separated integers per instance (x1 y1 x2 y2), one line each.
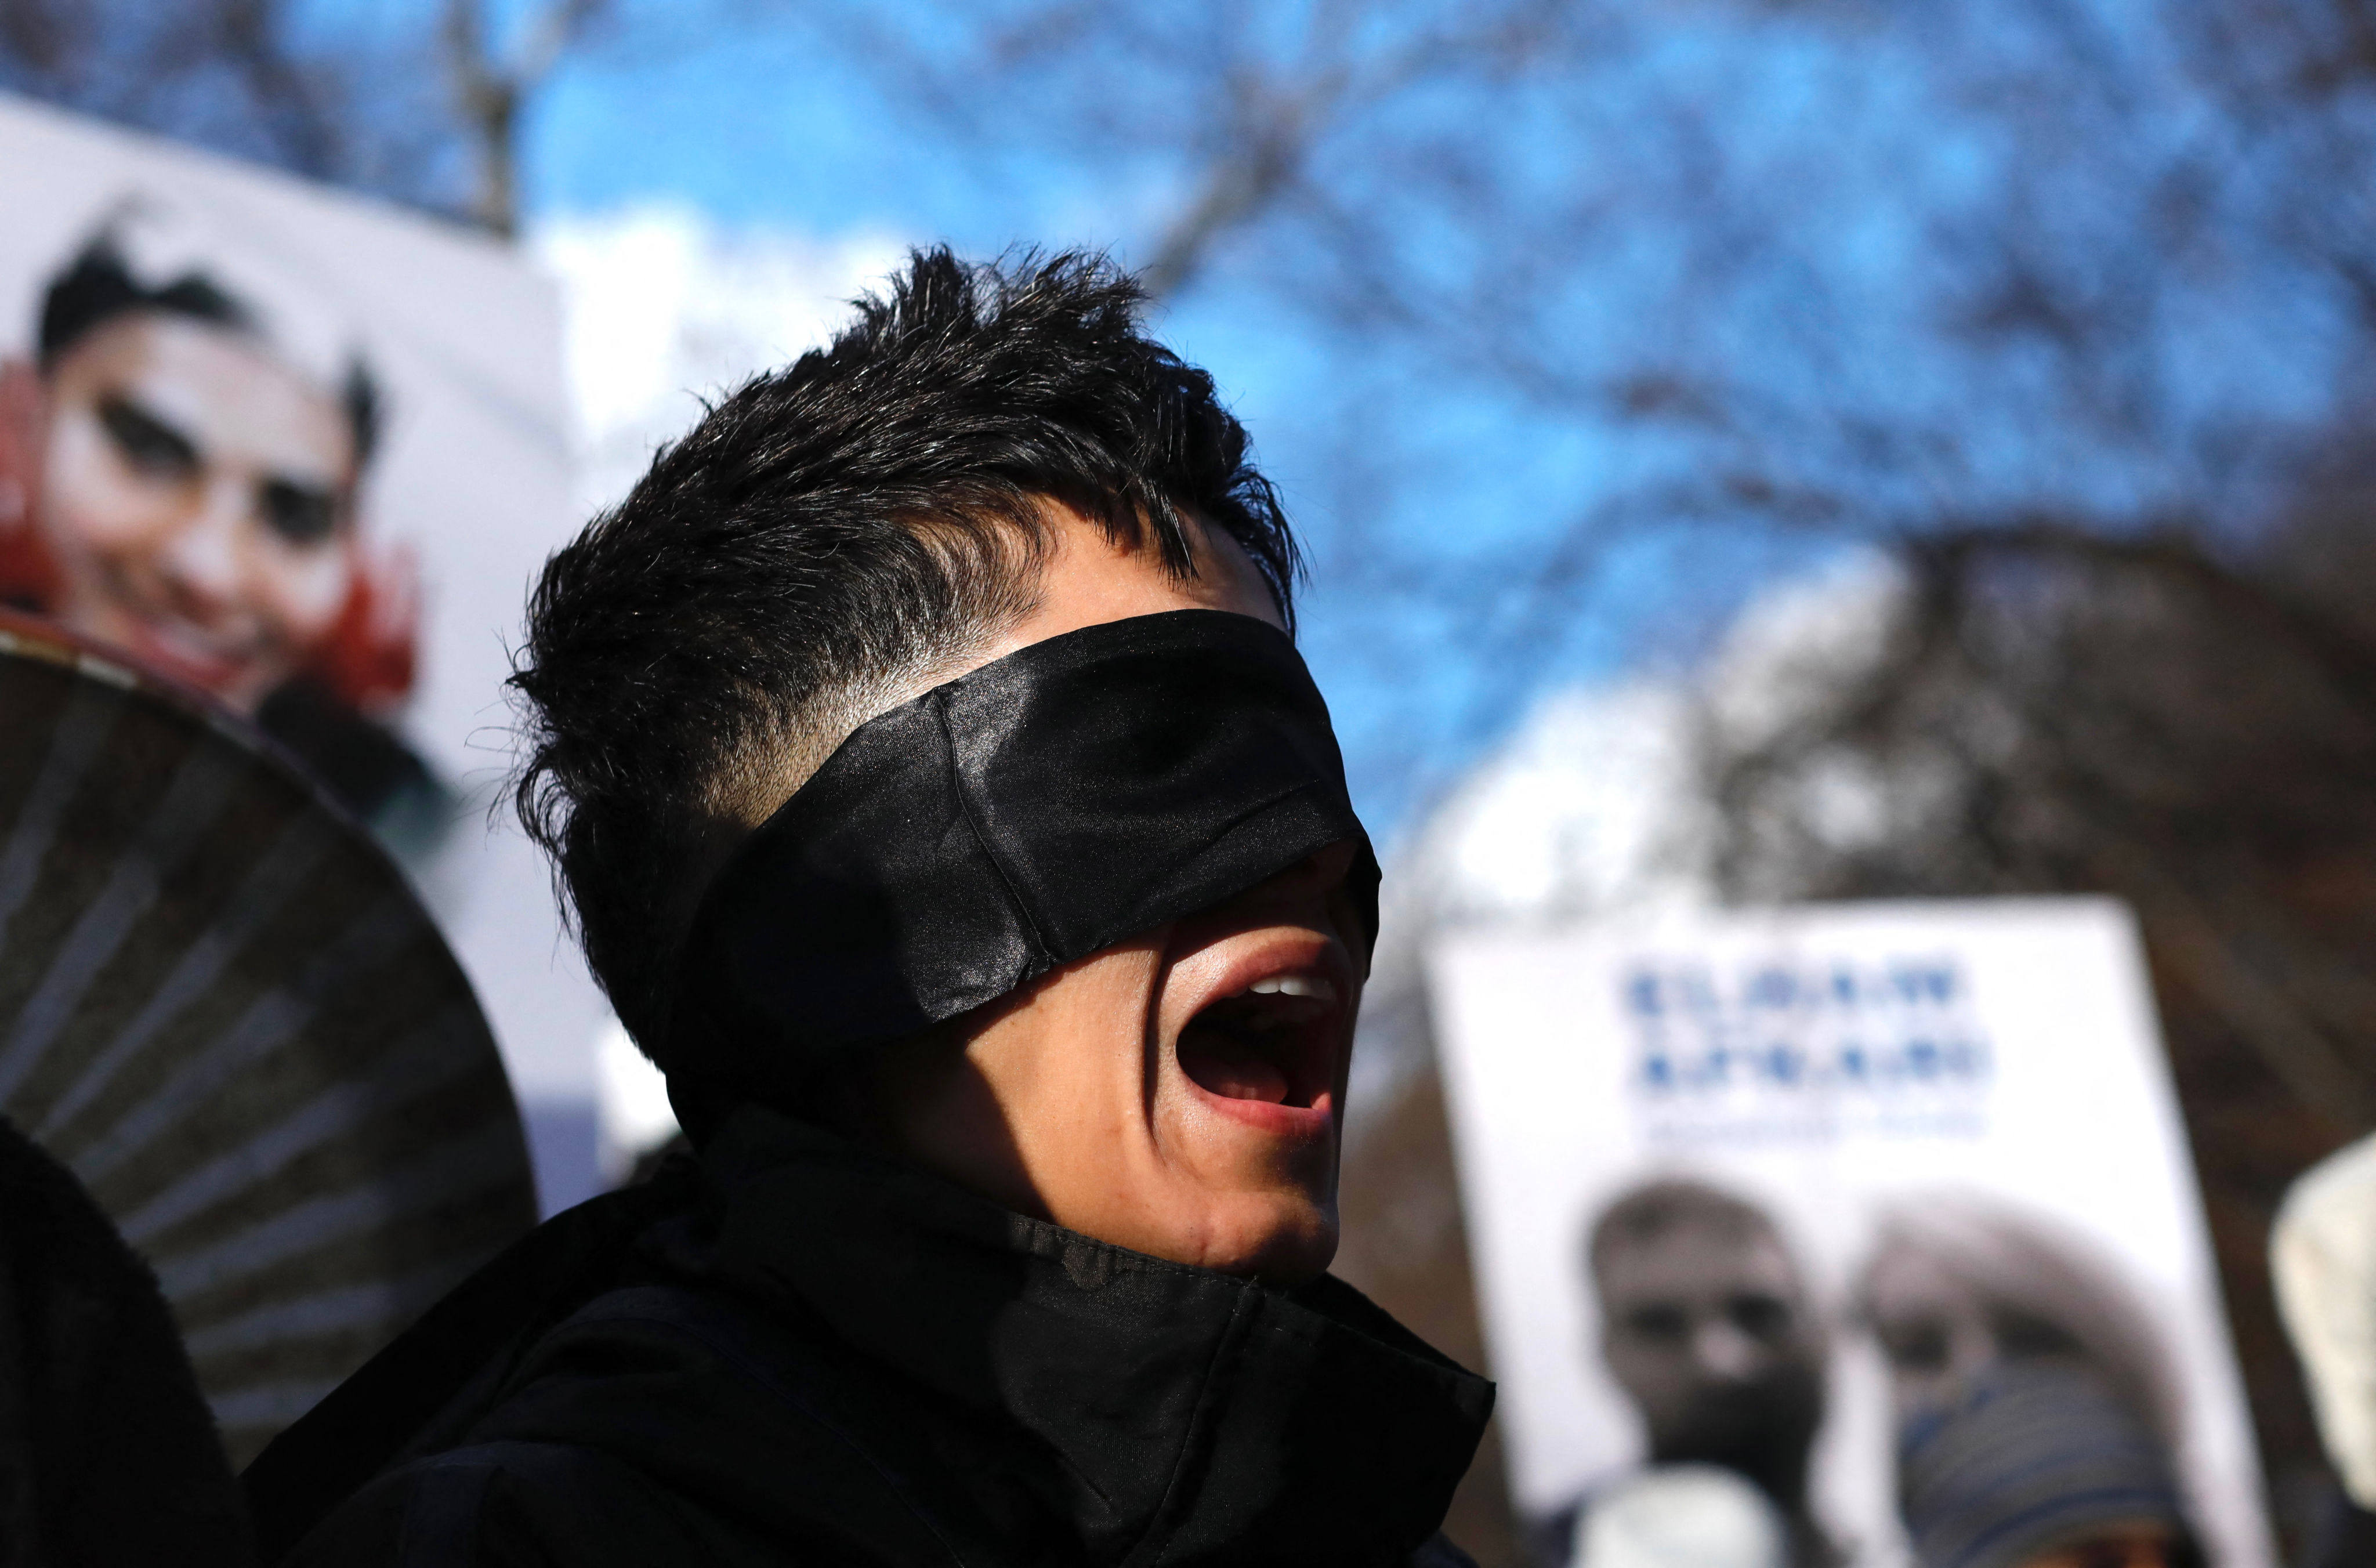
0 0 606 228
1694 507 2376 1557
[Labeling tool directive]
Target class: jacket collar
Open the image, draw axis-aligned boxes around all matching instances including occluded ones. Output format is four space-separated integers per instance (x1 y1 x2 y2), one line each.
690 1105 1494 1567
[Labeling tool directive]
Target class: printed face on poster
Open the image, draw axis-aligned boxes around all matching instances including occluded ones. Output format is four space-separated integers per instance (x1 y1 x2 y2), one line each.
0 94 611 1205
1430 897 2268 1568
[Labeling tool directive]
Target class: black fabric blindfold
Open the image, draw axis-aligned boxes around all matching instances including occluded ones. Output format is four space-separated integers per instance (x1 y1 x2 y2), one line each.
671 609 1379 1107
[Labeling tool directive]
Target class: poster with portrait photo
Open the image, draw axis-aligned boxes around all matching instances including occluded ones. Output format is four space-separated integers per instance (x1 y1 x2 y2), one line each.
0 93 611 1209
1430 896 2269 1568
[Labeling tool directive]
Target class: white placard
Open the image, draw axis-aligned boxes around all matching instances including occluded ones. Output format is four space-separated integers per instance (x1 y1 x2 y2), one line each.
1430 896 2268 1567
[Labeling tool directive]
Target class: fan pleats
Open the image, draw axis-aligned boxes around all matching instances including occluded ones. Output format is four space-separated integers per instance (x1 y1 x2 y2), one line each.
0 640 537 1465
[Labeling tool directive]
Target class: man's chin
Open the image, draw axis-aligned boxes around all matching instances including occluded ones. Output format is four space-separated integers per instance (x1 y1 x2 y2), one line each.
1154 1102 1340 1269
1166 1190 1339 1285
1649 1395 1823 1501
67 604 278 710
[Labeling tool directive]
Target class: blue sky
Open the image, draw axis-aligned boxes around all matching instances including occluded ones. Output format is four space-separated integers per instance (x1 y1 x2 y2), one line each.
514 19 1655 839
504 0 2367 844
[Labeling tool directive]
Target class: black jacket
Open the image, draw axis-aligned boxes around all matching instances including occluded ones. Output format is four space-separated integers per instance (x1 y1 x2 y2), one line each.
247 1106 1493 1566
0 1117 250 1567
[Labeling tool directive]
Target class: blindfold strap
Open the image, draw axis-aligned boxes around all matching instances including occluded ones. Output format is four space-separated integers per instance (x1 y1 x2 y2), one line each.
671 610 1378 1107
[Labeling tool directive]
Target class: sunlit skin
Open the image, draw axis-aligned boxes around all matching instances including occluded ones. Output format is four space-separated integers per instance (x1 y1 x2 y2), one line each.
825 505 1371 1284
3 312 358 711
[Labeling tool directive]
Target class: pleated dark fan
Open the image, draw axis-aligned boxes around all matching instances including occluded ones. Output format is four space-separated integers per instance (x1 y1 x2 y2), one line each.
0 615 537 1466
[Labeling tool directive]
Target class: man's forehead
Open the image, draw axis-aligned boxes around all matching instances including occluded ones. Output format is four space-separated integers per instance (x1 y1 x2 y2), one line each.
977 498 1283 662
1598 1221 1802 1301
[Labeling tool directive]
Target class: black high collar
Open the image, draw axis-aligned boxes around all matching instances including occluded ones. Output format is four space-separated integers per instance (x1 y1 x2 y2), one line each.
687 1106 1494 1566
245 1108 1493 1567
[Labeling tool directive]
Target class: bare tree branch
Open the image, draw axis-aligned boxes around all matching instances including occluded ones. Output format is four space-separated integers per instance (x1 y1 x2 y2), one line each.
208 0 344 179
441 0 607 236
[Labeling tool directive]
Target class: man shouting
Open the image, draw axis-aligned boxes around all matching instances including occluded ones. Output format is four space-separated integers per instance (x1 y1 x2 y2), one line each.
246 249 1492 1567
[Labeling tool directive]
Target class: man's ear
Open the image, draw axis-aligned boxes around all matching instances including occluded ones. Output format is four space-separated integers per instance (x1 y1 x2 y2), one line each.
0 361 47 534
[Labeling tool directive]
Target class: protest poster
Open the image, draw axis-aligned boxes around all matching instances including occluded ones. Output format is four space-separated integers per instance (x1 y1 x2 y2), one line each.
0 93 609 1208
1431 896 2268 1567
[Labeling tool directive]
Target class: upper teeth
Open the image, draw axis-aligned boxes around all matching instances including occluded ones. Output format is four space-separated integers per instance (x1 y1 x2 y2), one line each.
1247 975 1334 1002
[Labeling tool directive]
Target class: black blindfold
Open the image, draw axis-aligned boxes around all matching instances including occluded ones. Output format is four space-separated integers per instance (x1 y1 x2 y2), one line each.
669 609 1378 1111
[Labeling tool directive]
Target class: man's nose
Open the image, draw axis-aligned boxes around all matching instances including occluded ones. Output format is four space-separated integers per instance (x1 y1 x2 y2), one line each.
1241 840 1364 936
1692 1319 1766 1382
1269 840 1359 897
155 479 250 613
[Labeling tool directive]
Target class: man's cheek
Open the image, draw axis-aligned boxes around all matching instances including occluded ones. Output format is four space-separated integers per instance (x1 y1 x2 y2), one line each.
44 425 180 553
259 540 354 646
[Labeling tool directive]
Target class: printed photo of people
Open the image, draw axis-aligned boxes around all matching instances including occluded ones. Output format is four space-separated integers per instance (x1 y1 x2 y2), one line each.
1534 1179 1836 1568
0 99 615 1212
1432 901 2269 1568
1863 1199 2200 1568
0 201 439 847
1542 1180 2205 1568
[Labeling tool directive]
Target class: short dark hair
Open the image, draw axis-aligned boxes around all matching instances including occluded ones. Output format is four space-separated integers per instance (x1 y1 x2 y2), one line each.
1588 1178 1788 1285
509 248 1301 1058
39 232 382 467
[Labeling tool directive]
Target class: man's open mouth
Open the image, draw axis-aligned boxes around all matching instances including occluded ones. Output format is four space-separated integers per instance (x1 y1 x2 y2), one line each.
1175 975 1342 1110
